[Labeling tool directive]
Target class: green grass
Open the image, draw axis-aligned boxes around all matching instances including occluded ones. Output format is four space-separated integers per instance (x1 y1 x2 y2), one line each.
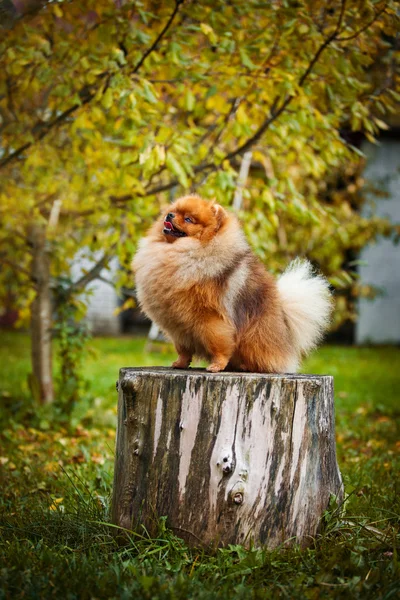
0 331 399 599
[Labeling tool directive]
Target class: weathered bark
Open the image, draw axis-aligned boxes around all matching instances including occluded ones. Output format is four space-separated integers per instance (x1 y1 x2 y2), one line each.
29 223 54 405
112 368 343 549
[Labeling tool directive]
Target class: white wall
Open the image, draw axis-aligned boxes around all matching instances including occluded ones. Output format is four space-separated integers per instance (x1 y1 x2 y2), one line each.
356 139 400 344
71 253 121 335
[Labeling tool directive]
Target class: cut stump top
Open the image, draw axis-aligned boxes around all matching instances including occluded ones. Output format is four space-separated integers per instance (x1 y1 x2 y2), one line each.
119 366 332 382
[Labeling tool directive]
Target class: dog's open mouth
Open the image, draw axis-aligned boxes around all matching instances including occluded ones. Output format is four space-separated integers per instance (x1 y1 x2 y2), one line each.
163 221 187 237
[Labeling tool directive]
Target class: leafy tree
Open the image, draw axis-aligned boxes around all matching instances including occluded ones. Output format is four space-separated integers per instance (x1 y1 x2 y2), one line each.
0 0 398 404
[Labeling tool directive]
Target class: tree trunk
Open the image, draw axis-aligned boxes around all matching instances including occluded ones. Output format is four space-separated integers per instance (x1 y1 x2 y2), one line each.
29 223 54 405
112 368 343 549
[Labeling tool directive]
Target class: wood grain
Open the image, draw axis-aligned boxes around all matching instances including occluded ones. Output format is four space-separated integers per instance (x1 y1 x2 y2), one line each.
112 368 343 548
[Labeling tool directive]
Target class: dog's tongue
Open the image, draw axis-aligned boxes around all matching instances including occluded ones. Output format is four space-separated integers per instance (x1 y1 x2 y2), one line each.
164 221 173 230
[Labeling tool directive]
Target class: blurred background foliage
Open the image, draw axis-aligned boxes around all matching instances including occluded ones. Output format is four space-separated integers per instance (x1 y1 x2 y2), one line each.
0 0 399 402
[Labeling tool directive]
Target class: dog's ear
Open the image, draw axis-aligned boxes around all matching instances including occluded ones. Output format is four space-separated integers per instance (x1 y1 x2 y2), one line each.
211 203 227 231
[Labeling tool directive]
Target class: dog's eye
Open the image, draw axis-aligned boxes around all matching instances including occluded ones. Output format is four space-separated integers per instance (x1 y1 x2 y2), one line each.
184 217 193 223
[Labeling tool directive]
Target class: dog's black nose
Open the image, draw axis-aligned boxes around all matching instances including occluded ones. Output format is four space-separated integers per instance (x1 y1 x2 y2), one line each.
166 212 175 221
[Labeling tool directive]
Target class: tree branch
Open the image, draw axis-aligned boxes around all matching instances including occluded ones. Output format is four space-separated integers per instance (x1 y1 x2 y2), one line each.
0 1 184 170
336 4 387 42
299 0 347 87
0 85 96 169
59 208 98 218
222 0 347 162
96 275 116 288
68 243 117 294
132 0 184 73
142 0 349 194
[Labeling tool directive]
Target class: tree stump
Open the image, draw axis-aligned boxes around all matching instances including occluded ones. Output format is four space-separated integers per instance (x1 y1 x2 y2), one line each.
112 368 343 549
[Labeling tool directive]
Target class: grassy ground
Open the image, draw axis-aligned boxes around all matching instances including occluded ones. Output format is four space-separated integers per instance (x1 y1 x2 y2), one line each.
0 331 399 599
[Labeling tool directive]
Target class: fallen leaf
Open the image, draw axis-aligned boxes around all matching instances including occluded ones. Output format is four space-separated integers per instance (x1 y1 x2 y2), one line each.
43 461 60 473
75 426 90 438
49 498 64 511
70 452 85 464
91 453 105 465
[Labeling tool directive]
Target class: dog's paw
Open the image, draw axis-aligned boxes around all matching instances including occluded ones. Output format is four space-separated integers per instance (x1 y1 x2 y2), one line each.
206 363 223 373
172 359 190 369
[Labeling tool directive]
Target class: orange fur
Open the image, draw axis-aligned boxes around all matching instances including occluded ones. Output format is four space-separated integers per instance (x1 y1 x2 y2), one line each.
132 195 329 373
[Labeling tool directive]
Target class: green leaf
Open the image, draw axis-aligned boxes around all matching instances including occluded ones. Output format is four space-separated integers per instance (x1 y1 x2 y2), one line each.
239 48 257 70
141 81 158 104
185 89 195 112
166 154 189 187
101 88 113 110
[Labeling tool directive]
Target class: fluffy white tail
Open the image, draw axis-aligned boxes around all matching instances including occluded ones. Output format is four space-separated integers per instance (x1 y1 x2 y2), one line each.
278 259 333 356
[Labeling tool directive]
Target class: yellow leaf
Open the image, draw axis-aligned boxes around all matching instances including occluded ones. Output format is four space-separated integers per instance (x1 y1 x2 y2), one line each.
102 88 113 110
26 150 46 168
114 297 135 315
374 118 389 130
236 104 248 125
139 146 151 165
200 23 217 44
298 24 309 35
43 461 60 473
268 214 279 229
155 144 165 164
49 498 64 511
91 453 105 465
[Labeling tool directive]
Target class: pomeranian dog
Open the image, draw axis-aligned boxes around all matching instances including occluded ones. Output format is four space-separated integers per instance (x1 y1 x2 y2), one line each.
133 195 332 373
